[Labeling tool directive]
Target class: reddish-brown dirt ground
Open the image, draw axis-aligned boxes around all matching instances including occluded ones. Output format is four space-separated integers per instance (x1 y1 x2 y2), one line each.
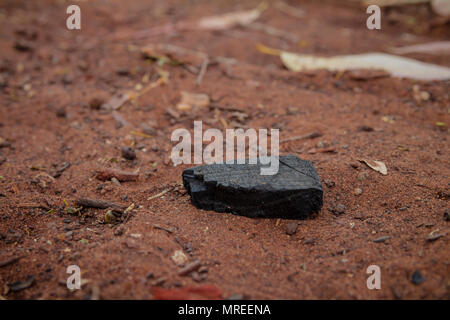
0 0 449 300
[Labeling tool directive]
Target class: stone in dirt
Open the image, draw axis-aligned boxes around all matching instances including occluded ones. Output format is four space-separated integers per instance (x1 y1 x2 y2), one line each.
410 270 425 285
121 146 136 160
182 155 323 219
285 222 298 235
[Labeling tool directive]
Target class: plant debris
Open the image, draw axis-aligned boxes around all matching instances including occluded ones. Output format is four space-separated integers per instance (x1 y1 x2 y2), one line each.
6 275 35 293
426 231 445 241
0 256 22 268
258 44 450 81
76 198 123 210
373 235 391 243
176 91 210 111
178 260 202 276
96 168 139 182
197 2 267 30
390 41 450 55
358 159 388 175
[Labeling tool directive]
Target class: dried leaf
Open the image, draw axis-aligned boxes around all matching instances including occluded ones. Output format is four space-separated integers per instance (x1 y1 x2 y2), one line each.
431 0 450 18
102 71 168 111
102 93 131 111
177 91 210 111
256 43 282 56
390 41 450 55
427 231 445 241
7 275 34 293
279 51 450 81
358 159 388 175
362 0 429 6
141 46 184 66
197 2 267 30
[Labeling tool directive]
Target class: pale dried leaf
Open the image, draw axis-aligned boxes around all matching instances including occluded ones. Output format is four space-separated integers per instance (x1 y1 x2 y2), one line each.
177 91 210 111
432 0 450 17
280 52 450 81
390 41 450 55
197 6 264 30
102 93 131 111
171 250 188 266
359 159 388 175
362 0 429 6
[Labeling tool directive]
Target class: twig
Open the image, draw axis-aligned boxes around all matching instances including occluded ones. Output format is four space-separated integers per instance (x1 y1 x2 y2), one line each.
361 0 429 7
122 203 135 223
147 189 170 201
96 168 139 182
112 111 129 127
280 132 322 143
102 73 168 111
17 202 49 210
0 256 22 268
245 22 300 43
274 1 305 19
52 161 71 178
76 198 123 209
209 103 245 112
153 224 175 234
196 58 209 85
178 260 202 276
102 93 131 111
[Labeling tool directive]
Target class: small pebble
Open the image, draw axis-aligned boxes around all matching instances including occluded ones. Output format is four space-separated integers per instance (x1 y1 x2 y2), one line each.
55 108 66 118
410 270 425 285
198 266 208 273
354 188 363 196
121 146 136 160
324 180 335 188
358 125 374 132
140 122 155 135
89 98 103 110
373 235 390 243
114 225 125 236
332 203 346 215
285 222 298 235
358 172 368 181
349 162 359 169
111 177 121 187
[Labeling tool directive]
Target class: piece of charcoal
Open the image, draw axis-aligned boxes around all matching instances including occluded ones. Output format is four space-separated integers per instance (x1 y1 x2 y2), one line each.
182 155 323 219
